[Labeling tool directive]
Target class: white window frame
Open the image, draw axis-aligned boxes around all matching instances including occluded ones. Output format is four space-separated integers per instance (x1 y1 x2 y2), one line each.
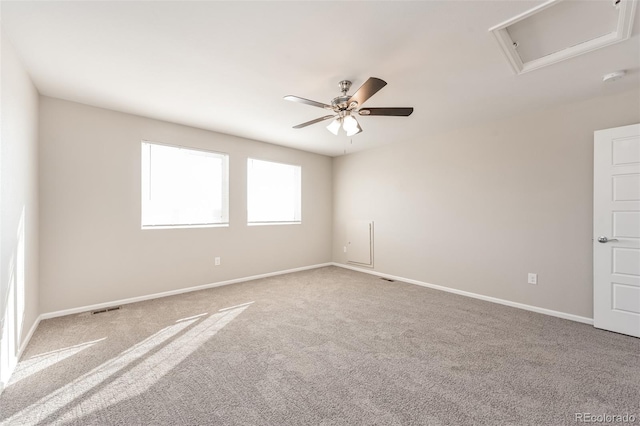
141 140 229 229
247 158 302 226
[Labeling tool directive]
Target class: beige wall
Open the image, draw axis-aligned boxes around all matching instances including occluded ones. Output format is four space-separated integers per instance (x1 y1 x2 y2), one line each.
0 30 40 389
332 89 640 319
39 97 332 314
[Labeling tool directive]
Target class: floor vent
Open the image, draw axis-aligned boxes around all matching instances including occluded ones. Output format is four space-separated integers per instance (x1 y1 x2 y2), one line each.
92 306 122 315
380 278 395 282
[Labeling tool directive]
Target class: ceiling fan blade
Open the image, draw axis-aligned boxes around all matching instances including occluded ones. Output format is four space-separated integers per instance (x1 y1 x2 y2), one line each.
347 77 387 108
358 107 414 117
292 115 335 129
284 95 333 110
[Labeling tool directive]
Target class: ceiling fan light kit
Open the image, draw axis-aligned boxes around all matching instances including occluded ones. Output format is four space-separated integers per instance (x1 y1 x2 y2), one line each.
284 77 413 136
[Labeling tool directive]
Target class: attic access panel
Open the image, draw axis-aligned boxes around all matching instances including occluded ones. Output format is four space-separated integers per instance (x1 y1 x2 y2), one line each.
490 0 637 74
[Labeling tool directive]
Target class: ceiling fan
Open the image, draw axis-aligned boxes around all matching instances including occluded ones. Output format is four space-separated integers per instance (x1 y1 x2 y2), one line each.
284 77 413 136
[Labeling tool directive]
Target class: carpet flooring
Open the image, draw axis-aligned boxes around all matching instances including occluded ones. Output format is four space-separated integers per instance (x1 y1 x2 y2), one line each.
1 266 638 425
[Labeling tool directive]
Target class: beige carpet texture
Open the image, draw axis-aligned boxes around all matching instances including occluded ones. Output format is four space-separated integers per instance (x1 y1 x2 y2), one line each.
1 266 638 425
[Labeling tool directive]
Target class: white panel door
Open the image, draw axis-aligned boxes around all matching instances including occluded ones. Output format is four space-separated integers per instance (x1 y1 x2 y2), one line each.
347 220 374 267
594 123 640 338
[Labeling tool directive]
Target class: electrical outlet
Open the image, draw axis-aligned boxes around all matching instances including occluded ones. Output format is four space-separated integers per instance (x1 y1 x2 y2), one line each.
343 246 347 253
215 257 221 266
527 273 537 285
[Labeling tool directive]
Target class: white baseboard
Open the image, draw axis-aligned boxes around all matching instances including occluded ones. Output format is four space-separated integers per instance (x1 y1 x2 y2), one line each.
41 263 333 320
18 315 42 360
332 262 594 325
0 314 43 396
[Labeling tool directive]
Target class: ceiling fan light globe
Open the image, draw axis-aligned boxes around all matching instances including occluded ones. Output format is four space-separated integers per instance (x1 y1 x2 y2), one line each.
343 115 359 132
346 126 362 137
326 119 341 135
345 119 362 137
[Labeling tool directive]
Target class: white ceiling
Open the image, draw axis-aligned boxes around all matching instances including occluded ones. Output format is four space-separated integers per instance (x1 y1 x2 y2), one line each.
2 1 639 157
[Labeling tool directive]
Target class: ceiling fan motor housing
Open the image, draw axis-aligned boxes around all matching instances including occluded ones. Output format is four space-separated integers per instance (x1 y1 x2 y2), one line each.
331 95 352 111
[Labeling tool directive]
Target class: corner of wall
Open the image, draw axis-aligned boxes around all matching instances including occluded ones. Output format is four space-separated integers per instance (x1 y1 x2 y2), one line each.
0 24 42 392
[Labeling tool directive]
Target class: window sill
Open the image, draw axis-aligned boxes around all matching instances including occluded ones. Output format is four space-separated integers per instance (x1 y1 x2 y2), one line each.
247 221 301 227
141 223 229 230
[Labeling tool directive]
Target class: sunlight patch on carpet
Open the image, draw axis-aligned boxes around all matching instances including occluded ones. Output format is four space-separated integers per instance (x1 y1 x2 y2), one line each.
3 317 200 424
8 338 106 386
61 304 250 422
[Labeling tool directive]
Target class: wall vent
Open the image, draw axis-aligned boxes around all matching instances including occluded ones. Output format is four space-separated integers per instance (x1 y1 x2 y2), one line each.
92 306 122 315
489 0 637 74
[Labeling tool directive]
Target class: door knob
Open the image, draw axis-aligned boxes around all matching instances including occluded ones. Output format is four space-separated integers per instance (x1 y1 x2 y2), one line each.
597 236 619 243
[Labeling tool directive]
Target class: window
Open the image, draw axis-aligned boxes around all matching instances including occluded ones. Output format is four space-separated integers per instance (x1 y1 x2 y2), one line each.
247 158 301 225
141 141 228 228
